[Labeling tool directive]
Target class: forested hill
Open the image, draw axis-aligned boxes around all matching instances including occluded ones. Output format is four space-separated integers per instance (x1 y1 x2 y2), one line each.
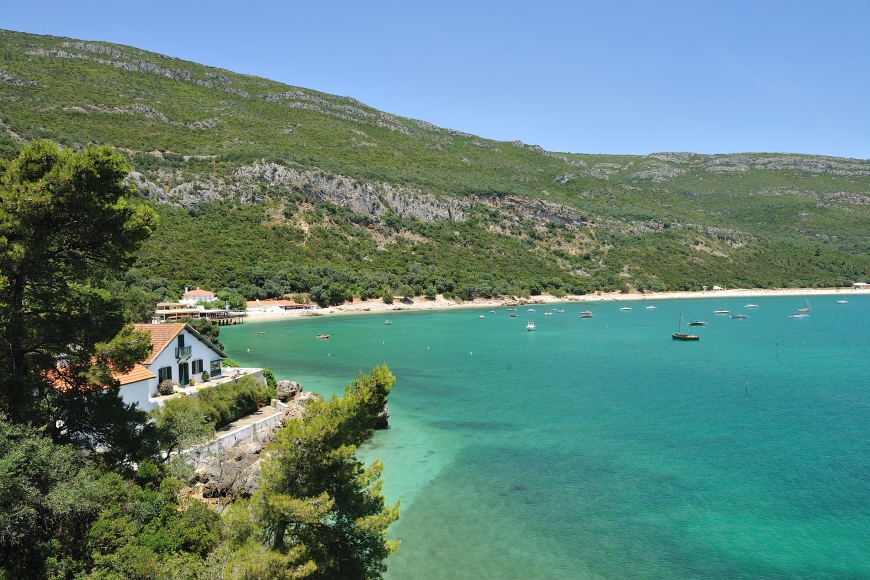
2 29 870 305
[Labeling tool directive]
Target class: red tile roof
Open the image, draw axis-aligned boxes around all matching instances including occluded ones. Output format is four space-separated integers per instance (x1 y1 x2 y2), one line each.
116 364 156 385
134 323 184 364
183 288 214 296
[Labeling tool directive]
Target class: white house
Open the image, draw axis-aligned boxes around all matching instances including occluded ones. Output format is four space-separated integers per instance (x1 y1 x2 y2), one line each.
181 287 216 305
246 299 306 313
854 282 869 289
114 323 227 411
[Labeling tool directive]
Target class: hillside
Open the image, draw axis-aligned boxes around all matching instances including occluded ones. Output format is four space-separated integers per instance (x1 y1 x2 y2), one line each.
2 29 869 306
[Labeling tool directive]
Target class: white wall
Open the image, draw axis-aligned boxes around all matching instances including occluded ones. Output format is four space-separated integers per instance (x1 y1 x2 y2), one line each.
145 328 223 396
119 379 157 412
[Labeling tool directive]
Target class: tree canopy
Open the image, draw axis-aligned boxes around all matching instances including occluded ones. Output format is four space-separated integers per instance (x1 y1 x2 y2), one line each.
0 140 157 431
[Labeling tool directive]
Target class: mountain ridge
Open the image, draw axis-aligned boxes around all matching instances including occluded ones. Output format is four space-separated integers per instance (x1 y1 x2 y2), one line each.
2 29 869 305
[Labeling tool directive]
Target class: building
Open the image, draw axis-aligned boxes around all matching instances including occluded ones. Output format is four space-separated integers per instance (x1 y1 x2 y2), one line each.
113 323 227 411
181 287 216 304
853 282 869 289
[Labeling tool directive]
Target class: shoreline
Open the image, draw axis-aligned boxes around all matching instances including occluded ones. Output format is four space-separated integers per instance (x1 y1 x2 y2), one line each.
239 286 866 323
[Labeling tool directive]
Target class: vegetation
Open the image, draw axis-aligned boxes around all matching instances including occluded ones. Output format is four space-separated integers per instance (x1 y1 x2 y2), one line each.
0 140 399 579
0 30 867 309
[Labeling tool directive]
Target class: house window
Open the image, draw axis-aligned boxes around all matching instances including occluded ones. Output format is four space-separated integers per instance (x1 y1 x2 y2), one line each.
210 360 222 377
191 359 203 374
158 366 172 383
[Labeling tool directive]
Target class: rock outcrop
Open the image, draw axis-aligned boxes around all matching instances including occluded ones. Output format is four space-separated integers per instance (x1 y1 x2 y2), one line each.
276 379 303 401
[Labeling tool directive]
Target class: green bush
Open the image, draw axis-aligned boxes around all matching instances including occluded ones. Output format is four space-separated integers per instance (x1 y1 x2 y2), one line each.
197 376 276 428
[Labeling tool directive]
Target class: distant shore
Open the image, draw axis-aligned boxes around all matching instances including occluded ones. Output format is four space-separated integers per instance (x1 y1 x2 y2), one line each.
240 287 865 323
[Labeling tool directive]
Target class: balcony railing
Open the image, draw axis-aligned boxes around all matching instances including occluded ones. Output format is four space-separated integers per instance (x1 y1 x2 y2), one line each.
175 346 192 359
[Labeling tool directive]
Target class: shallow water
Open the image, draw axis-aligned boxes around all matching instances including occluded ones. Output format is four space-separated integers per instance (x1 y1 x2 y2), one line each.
222 295 870 579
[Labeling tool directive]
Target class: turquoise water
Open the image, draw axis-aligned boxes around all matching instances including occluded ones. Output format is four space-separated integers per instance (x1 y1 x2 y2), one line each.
222 296 870 579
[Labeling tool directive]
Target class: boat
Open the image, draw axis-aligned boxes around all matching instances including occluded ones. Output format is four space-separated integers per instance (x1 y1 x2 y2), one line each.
528 308 536 312
526 321 536 331
384 320 392 325
714 310 730 314
479 315 485 319
619 307 632 311
837 299 849 304
646 305 657 310
490 310 496 313
789 312 809 318
744 304 759 308
687 319 706 326
580 310 594 318
509 313 518 317
673 314 700 341
549 308 558 311
258 331 265 335
730 314 748 319
544 312 553 316
557 309 564 313
316 334 330 339
797 298 812 313
506 307 517 311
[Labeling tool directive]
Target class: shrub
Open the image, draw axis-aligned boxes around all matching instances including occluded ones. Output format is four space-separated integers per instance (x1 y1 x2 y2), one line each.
158 379 174 396
197 376 276 428
382 292 394 305
262 368 277 390
201 371 209 381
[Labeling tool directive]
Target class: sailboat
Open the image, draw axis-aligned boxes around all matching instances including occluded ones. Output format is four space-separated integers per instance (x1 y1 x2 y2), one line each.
797 298 812 313
673 314 700 341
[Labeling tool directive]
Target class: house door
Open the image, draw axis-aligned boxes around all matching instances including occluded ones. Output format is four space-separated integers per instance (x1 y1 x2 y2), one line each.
179 362 189 386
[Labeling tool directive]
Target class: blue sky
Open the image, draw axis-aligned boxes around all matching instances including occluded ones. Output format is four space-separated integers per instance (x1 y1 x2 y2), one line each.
5 1 869 158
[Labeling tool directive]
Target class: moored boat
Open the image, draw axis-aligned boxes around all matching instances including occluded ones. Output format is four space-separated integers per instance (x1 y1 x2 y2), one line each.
837 299 849 304
316 334 330 339
646 305 657 309
714 310 729 314
580 310 594 318
744 303 759 308
384 320 392 325
730 314 748 319
619 307 632 311
526 321 536 331
673 314 700 341
509 313 518 317
687 319 707 326
789 312 809 318
479 315 485 319
797 298 812 313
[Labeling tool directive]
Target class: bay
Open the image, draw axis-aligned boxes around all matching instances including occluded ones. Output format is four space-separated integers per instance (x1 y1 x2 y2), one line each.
221 295 870 579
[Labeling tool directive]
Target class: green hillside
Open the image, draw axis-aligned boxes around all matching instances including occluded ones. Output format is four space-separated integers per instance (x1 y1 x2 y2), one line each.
2 29 869 307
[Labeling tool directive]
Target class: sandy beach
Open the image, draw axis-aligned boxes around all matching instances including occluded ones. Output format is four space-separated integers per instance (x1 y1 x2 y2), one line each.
241 286 867 323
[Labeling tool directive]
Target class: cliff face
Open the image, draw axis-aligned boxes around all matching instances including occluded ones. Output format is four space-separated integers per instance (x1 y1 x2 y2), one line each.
126 160 598 230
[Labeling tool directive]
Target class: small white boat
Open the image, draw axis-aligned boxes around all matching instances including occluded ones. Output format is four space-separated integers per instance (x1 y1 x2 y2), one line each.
620 307 632 311
789 312 809 318
479 315 485 319
544 312 553 316
837 299 849 304
384 320 392 325
526 321 536 331
528 308 536 312
744 304 759 308
557 309 564 313
646 305 657 309
730 314 748 319
490 310 496 313
714 310 730 314
580 310 594 318
509 313 518 317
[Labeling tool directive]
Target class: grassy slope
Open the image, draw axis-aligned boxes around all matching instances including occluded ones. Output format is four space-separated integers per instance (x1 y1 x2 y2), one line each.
2 29 869 298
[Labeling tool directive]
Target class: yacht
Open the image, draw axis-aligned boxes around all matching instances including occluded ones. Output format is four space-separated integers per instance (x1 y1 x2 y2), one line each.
544 312 553 316
744 304 759 308
528 308 536 312
580 310 594 318
646 305 657 310
687 319 707 326
837 299 849 304
526 321 536 331
619 307 632 311
789 312 809 318
714 310 730 314
730 314 748 319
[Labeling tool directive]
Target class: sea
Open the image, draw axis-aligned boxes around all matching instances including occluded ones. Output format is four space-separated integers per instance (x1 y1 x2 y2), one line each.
221 295 870 579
